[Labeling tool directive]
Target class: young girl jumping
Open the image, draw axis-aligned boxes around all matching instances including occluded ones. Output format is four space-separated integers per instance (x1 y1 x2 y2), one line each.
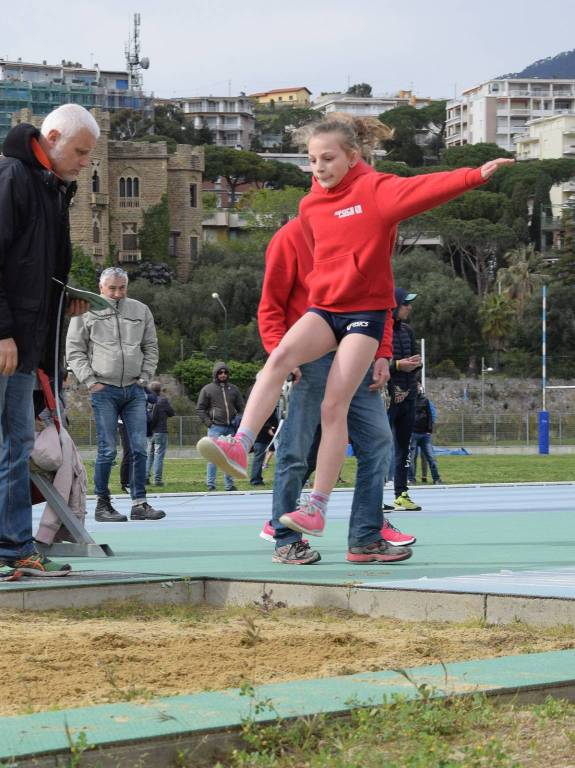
198 114 513 545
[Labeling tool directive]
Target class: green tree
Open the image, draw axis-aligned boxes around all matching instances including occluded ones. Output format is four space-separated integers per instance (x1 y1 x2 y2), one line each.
69 245 98 291
240 187 306 231
204 146 272 206
553 207 575 285
529 172 552 248
497 244 546 317
110 109 153 140
138 195 170 263
173 356 261 401
346 83 372 97
479 292 516 369
265 160 310 190
440 143 513 168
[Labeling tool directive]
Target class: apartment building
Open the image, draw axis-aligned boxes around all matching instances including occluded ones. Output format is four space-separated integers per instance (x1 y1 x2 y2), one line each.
174 95 255 150
11 107 204 282
312 89 433 117
0 58 152 144
515 114 575 248
249 87 311 107
446 78 575 152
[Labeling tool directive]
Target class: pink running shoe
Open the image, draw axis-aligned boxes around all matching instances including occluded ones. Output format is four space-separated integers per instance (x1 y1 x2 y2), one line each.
381 518 416 547
279 502 325 536
196 435 248 479
259 520 276 542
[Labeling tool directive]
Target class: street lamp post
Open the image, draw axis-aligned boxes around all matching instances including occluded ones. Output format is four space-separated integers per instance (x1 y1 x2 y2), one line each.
211 292 228 361
480 357 494 410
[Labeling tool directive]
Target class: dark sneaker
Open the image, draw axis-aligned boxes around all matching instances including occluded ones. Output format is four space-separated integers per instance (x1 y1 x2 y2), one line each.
130 502 166 520
347 539 413 564
207 485 216 492
433 478 443 485
12 553 72 577
382 503 395 512
95 496 128 522
153 480 165 487
272 540 321 565
226 485 238 492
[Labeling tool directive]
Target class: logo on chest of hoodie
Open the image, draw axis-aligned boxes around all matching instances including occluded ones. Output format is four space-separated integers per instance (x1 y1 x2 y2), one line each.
334 204 363 220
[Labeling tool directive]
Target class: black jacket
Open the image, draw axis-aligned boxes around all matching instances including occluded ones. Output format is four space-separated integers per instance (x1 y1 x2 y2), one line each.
0 123 75 373
196 361 244 427
152 394 175 433
388 319 419 403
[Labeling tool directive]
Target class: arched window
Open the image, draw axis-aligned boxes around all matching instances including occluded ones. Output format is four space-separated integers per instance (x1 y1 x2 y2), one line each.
133 177 139 197
92 170 100 193
119 177 126 197
119 175 140 207
126 177 133 198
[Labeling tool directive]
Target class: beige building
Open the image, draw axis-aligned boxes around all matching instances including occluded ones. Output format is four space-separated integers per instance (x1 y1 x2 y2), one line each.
446 78 575 152
249 87 311 107
11 107 204 282
173 95 255 150
515 114 575 246
312 89 433 117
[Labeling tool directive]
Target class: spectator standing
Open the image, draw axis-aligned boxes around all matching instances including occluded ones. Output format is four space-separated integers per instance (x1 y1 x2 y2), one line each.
146 381 175 486
0 104 99 576
196 362 244 492
66 267 165 522
408 384 443 485
388 287 423 511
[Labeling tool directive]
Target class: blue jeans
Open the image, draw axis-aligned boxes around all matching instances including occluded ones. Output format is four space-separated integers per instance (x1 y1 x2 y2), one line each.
250 440 267 485
0 372 36 560
408 432 440 482
206 424 236 490
91 383 148 502
147 431 168 483
272 353 392 549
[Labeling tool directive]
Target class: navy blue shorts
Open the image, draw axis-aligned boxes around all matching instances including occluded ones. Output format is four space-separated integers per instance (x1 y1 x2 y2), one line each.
307 308 387 344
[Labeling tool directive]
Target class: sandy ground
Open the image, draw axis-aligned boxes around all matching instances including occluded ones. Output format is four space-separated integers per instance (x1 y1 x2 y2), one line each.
2 603 573 717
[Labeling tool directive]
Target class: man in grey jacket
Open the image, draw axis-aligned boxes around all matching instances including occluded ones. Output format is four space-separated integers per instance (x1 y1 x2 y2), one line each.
66 267 165 522
196 362 244 491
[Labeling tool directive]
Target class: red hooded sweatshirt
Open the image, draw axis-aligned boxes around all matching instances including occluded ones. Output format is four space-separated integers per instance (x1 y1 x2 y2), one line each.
258 217 393 359
299 161 486 312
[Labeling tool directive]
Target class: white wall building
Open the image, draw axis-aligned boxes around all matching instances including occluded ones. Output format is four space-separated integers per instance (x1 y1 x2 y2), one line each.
312 90 433 117
446 78 575 152
175 95 255 150
515 113 575 217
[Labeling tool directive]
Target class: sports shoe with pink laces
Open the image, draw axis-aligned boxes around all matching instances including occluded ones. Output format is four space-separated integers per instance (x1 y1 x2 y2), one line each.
196 435 248 479
279 502 325 536
381 518 416 547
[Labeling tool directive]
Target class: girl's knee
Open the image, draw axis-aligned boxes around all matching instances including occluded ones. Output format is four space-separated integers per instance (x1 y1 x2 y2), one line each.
320 398 347 425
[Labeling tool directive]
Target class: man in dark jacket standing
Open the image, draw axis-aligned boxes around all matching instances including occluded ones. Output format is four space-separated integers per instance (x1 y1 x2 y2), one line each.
408 383 443 485
0 104 98 577
388 287 423 511
196 362 244 491
146 381 175 486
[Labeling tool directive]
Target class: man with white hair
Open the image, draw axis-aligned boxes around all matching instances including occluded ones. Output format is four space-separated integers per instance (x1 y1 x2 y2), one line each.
66 267 166 522
0 103 99 576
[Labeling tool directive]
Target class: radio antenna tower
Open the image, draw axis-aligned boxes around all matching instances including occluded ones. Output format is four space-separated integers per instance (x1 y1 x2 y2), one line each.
125 13 150 89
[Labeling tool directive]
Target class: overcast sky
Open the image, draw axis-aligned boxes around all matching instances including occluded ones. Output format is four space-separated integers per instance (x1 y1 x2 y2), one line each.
3 0 575 101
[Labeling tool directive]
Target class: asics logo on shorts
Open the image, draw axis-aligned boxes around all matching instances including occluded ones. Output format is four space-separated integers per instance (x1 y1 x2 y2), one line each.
346 321 369 331
334 204 363 219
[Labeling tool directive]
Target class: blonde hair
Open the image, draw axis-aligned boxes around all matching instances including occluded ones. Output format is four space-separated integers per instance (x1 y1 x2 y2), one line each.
293 113 394 162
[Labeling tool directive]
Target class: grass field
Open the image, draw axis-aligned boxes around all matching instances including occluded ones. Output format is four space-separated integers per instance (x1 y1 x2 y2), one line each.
88 454 574 495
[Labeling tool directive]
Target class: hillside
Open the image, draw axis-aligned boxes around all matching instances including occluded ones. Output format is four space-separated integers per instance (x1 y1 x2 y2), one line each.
499 49 575 80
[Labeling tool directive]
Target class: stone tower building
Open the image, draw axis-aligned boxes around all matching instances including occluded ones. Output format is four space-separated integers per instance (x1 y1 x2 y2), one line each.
10 107 204 282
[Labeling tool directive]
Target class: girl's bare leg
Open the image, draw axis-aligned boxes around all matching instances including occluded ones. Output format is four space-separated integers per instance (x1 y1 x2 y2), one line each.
313 334 379 495
239 312 336 438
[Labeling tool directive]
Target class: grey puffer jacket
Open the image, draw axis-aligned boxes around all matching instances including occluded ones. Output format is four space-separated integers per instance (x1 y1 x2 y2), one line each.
66 297 158 389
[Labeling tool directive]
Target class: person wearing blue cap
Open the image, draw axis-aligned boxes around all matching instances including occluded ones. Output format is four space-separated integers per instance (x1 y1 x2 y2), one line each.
388 287 423 511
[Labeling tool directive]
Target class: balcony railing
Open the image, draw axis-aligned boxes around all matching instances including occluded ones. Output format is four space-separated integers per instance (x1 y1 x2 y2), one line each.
90 192 108 206
119 198 140 208
118 250 141 263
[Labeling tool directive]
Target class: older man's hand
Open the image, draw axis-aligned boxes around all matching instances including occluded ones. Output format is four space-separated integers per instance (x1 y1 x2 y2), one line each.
0 338 18 376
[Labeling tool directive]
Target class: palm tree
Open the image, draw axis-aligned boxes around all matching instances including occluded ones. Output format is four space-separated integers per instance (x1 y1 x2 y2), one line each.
479 293 516 370
496 244 545 318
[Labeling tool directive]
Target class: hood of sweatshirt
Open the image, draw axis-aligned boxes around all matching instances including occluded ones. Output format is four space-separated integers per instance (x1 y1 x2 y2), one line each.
212 360 229 380
2 123 45 168
309 159 374 198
